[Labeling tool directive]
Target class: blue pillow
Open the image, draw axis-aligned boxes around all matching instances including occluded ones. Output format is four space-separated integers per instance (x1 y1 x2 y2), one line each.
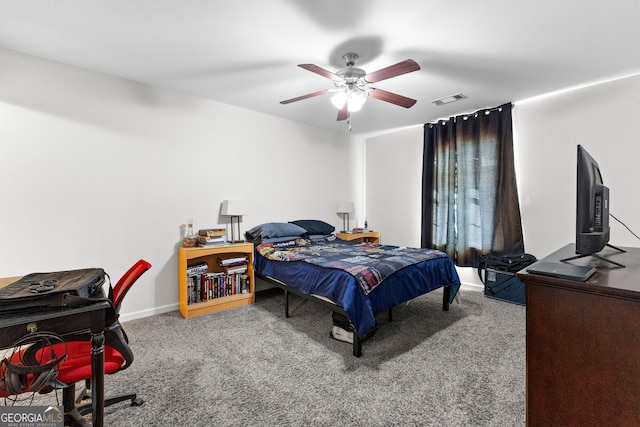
289 219 335 236
247 222 307 241
262 222 307 239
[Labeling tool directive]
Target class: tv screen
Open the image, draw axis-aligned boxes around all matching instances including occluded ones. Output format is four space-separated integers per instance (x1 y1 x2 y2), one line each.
575 144 610 256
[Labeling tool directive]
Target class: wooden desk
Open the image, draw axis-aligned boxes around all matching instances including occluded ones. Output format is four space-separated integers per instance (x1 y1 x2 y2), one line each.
0 276 110 427
517 244 640 426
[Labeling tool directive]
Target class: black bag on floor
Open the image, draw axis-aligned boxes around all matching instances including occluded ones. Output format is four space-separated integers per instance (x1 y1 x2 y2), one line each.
478 253 537 305
478 253 537 274
0 268 107 314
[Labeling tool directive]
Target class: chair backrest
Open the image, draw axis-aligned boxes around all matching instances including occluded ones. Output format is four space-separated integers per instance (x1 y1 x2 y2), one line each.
109 260 152 313
18 261 151 383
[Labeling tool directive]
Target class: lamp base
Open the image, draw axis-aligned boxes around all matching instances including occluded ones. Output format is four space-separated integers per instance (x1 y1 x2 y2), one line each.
229 216 243 244
340 213 352 235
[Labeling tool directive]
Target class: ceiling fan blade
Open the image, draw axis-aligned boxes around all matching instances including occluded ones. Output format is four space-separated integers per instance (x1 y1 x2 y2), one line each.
280 89 330 104
337 102 349 121
364 59 420 83
368 88 417 108
298 64 343 82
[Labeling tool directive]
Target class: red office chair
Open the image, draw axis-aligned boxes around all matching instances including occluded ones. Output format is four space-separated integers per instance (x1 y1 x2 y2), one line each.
26 259 151 426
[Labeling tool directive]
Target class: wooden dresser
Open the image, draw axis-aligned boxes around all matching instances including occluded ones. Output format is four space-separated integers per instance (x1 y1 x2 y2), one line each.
517 243 640 426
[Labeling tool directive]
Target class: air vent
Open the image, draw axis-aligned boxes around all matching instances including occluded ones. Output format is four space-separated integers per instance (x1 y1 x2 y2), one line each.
432 93 467 106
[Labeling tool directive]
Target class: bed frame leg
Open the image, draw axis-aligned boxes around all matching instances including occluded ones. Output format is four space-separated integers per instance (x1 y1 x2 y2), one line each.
442 286 450 311
388 308 393 322
284 290 290 318
353 333 362 357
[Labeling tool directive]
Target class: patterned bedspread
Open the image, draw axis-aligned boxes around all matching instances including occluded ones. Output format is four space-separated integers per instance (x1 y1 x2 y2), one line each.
257 239 446 295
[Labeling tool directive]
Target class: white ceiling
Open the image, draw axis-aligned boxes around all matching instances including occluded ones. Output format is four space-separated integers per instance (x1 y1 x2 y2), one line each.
2 1 640 136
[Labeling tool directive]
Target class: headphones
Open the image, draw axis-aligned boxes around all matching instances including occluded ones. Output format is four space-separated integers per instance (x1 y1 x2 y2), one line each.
0 332 67 396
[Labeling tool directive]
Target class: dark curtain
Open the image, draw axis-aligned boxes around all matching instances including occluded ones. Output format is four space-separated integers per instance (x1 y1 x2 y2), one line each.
421 103 524 267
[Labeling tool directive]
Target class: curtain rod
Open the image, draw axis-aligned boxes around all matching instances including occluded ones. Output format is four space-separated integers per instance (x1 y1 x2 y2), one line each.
426 102 513 127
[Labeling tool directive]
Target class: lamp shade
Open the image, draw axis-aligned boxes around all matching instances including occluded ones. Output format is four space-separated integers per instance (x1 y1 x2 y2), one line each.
330 91 347 110
347 87 367 112
221 200 244 216
330 87 368 112
336 201 355 214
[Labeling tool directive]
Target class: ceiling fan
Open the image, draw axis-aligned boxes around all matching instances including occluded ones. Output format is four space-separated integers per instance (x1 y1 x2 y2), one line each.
280 53 420 122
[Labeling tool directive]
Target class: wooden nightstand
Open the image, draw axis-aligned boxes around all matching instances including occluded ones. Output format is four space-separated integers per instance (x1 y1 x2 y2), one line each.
335 231 380 244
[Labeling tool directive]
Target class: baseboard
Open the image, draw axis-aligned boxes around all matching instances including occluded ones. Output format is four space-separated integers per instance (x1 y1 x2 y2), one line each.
120 303 178 323
460 282 483 291
119 282 482 324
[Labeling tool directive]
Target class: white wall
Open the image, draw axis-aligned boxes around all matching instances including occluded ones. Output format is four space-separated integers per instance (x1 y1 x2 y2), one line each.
365 126 424 247
0 48 362 320
514 76 640 257
3 46 639 315
365 73 640 286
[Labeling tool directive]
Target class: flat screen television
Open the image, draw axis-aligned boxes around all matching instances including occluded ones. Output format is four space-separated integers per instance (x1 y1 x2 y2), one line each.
561 145 625 267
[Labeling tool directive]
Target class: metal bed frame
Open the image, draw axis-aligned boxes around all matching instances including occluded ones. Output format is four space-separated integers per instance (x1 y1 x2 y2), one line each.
257 273 452 357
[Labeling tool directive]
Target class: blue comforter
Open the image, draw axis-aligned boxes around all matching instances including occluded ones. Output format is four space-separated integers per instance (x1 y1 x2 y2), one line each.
255 238 461 337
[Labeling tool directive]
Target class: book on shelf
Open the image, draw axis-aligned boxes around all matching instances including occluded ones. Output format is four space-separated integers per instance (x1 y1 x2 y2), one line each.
197 235 228 247
351 228 370 233
186 271 250 305
186 262 208 277
224 264 247 275
217 255 249 267
198 228 226 238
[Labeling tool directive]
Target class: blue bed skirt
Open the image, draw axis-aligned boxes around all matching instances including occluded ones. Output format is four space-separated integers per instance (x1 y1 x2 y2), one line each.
255 249 461 337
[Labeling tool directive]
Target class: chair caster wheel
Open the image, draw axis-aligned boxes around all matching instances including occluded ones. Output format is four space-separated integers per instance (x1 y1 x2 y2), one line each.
131 397 144 407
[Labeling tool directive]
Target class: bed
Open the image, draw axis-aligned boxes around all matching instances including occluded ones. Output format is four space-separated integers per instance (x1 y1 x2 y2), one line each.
247 220 461 357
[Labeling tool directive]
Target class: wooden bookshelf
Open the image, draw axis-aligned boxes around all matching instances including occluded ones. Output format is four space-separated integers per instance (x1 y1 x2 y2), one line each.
178 242 254 318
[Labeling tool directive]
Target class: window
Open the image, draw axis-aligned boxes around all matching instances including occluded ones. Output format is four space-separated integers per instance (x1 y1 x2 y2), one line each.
421 103 524 267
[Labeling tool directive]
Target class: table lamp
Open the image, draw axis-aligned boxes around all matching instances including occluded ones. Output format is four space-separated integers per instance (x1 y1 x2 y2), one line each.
336 201 355 233
221 200 245 243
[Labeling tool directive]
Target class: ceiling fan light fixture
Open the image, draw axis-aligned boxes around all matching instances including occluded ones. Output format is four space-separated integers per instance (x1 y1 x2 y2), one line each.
348 87 367 112
331 86 368 112
280 53 420 122
330 90 347 110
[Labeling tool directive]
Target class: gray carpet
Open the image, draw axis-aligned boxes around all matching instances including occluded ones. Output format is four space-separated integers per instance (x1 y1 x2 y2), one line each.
29 287 526 426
